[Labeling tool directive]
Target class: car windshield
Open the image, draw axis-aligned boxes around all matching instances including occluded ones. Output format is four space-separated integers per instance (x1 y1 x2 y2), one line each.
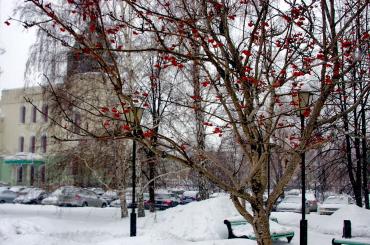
52 187 78 196
283 196 301 203
103 191 117 197
156 194 172 199
324 196 347 204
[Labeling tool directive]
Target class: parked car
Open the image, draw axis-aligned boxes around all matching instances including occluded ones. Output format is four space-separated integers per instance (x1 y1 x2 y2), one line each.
180 191 199 204
88 187 105 196
301 193 318 212
41 186 107 207
319 195 354 215
58 187 107 207
145 192 180 210
101 190 118 204
0 181 9 187
14 187 35 201
276 195 310 213
0 186 10 192
0 189 18 203
41 186 76 206
110 193 149 208
14 188 48 204
9 186 28 194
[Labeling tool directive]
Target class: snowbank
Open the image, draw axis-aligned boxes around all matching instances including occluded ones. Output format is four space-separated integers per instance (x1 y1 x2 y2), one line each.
275 205 370 238
316 205 370 237
0 218 43 240
145 196 240 241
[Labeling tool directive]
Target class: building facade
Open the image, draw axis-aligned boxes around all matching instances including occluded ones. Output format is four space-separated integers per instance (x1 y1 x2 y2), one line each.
0 87 49 186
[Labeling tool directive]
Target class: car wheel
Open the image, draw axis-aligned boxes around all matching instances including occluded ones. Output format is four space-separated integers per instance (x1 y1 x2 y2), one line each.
0 200 5 204
101 203 107 208
82 202 88 207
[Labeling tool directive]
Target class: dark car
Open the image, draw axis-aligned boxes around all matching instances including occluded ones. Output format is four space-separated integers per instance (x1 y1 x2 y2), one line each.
0 189 18 203
145 193 180 210
180 191 199 205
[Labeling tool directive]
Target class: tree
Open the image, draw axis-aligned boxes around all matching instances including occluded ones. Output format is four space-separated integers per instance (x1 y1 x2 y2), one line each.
14 0 370 244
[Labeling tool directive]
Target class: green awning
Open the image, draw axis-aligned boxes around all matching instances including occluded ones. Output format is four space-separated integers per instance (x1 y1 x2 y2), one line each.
4 159 44 164
3 153 44 165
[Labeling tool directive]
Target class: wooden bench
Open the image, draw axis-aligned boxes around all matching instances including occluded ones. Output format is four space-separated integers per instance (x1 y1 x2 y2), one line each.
332 238 370 245
223 218 294 243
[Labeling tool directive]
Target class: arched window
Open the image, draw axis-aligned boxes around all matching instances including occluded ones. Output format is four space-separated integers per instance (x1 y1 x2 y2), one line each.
19 136 24 152
30 136 36 153
40 165 46 184
41 135 47 153
32 106 37 123
17 166 23 183
20 106 26 123
42 104 48 122
30 165 35 186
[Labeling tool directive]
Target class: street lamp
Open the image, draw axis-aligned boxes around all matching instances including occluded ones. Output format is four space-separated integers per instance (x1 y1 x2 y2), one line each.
123 105 144 237
292 90 313 245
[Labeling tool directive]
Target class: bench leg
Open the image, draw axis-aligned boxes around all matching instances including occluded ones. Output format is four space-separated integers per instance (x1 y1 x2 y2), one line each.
287 236 293 243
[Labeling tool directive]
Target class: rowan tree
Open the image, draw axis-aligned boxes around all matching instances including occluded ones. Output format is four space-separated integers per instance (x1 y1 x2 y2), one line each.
11 0 370 244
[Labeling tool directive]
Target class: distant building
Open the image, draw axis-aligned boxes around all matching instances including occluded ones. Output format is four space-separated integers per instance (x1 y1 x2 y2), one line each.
0 87 50 186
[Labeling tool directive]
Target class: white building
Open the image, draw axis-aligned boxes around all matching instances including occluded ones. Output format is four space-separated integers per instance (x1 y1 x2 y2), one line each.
0 86 49 186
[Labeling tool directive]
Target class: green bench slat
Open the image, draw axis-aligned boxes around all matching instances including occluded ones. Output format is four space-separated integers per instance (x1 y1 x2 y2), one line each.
224 219 294 243
332 239 370 245
248 232 295 240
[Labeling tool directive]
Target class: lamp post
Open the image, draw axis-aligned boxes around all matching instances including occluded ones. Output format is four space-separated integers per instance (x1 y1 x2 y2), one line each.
124 106 144 237
293 90 312 245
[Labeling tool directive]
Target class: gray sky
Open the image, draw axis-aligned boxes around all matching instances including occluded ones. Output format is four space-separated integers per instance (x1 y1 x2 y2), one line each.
0 0 36 91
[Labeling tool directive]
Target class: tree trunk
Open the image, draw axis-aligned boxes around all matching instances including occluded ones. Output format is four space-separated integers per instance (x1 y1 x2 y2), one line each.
192 42 209 200
137 192 145 217
118 189 128 218
252 209 272 245
148 159 156 212
137 154 145 217
353 83 363 207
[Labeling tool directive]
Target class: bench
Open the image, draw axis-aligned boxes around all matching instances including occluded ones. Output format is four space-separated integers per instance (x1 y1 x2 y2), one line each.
332 239 370 245
224 218 294 243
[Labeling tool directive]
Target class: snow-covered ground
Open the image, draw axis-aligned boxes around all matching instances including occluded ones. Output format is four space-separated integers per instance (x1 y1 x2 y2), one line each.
0 196 369 245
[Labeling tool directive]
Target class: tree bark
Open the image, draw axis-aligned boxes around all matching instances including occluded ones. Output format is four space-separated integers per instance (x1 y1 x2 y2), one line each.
137 153 145 217
253 209 272 245
232 195 272 245
118 189 128 218
192 42 209 200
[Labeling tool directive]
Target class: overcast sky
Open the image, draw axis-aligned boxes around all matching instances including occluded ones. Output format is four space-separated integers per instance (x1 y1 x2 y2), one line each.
0 0 36 92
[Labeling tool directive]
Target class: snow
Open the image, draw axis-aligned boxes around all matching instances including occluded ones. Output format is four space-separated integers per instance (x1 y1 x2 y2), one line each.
3 152 43 161
0 196 369 245
274 205 370 238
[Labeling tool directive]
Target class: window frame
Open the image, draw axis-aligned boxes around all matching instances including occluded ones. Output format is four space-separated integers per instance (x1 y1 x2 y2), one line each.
19 136 24 152
30 136 36 153
20 106 26 123
32 106 37 123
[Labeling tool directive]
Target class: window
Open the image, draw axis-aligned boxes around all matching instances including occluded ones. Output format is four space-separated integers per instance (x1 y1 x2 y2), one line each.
20 106 26 123
19 136 24 152
32 106 37 123
17 166 23 183
30 165 35 186
42 104 48 122
30 136 36 153
41 135 47 153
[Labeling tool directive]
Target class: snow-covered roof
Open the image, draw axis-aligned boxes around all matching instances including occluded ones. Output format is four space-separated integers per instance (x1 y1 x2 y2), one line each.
3 152 44 164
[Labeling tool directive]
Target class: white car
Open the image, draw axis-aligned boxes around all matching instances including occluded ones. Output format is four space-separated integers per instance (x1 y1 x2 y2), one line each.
276 195 310 213
319 195 354 215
